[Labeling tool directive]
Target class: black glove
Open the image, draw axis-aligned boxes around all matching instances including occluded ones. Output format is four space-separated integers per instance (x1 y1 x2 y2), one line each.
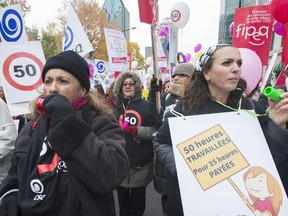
150 76 162 93
42 94 74 127
0 192 19 216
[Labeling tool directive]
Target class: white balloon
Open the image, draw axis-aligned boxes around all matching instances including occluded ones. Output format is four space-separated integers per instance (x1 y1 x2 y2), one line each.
170 2 190 29
146 66 154 75
145 57 153 66
191 54 198 65
131 61 138 69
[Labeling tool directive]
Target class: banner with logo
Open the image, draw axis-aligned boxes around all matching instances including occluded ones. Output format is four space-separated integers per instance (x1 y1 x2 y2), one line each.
169 111 288 215
232 5 274 66
282 24 288 64
62 4 94 57
104 28 128 73
0 4 27 43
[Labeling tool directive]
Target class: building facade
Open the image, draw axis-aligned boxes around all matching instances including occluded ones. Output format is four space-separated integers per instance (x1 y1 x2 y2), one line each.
102 0 131 41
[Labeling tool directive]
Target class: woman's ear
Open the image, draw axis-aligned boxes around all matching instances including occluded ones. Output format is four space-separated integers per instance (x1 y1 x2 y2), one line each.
81 87 87 96
203 71 210 82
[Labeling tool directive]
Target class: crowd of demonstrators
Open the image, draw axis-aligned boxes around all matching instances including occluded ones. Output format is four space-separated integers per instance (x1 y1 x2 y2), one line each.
153 62 194 213
0 98 18 185
153 44 288 216
0 50 129 216
113 71 162 216
2 45 288 216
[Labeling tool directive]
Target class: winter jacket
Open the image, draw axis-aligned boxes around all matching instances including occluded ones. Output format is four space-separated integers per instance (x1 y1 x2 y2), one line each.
113 72 162 188
0 102 129 216
154 83 185 195
0 98 17 184
153 97 288 216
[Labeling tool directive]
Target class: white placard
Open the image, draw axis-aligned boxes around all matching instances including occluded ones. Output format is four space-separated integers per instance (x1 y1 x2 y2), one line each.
104 27 128 73
169 111 288 216
0 41 44 111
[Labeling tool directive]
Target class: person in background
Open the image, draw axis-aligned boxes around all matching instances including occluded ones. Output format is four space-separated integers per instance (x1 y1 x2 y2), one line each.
153 62 194 213
0 50 129 216
160 63 194 116
162 77 171 93
104 81 115 109
91 83 105 99
153 44 288 216
0 98 17 185
113 71 162 216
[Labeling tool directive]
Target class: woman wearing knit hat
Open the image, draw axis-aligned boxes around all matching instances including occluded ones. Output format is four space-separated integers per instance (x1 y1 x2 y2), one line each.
153 44 288 216
0 50 129 216
113 71 162 216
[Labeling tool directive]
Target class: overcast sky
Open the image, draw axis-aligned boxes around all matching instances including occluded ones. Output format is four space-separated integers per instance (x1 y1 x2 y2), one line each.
25 0 221 56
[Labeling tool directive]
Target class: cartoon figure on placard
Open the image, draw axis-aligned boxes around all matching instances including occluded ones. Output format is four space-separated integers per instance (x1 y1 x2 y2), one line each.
243 166 283 216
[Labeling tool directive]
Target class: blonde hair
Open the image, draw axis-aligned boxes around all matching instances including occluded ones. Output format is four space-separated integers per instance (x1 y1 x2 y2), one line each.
243 166 283 214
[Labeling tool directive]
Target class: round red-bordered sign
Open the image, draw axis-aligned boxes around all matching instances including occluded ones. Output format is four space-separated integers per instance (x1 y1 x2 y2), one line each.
171 9 181 22
119 110 142 127
3 52 43 91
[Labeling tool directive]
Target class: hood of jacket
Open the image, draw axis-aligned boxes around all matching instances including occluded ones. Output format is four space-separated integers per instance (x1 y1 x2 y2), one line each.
169 82 185 98
113 72 142 108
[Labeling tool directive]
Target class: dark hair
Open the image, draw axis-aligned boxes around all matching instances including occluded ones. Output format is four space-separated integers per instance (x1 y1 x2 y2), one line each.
94 84 105 96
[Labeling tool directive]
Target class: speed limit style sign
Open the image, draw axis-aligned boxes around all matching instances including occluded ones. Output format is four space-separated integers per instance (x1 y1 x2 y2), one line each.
0 41 45 104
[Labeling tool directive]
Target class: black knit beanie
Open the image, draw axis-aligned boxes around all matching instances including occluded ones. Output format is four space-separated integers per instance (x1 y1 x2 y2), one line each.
42 50 90 91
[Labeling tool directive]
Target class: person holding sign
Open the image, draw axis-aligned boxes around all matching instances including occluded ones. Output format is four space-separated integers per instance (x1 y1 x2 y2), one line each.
0 50 129 216
153 44 288 216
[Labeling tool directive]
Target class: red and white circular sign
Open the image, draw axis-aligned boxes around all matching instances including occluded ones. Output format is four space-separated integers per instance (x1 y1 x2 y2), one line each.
3 52 43 91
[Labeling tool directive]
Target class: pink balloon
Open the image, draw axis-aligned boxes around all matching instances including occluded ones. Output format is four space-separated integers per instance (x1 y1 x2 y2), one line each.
229 22 234 36
159 25 169 37
239 48 263 95
274 21 285 36
194 43 202 53
185 53 191 62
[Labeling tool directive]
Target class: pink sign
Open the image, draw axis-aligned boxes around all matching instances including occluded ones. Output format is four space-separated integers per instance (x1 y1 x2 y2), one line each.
232 5 274 66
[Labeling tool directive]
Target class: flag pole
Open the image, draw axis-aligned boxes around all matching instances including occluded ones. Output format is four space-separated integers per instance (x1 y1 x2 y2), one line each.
150 0 161 114
151 23 161 114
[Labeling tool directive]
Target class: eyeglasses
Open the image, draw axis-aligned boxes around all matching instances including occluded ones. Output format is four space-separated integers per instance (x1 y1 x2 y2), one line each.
172 74 189 78
122 82 136 87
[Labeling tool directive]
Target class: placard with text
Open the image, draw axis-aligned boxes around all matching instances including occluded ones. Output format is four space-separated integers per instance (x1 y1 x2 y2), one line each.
168 111 288 215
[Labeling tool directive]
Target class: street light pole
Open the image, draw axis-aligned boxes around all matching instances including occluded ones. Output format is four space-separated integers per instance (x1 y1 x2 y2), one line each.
122 27 136 32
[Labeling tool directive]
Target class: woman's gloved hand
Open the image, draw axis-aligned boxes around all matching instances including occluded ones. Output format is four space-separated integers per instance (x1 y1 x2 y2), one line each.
42 94 74 127
150 76 162 94
122 126 138 138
